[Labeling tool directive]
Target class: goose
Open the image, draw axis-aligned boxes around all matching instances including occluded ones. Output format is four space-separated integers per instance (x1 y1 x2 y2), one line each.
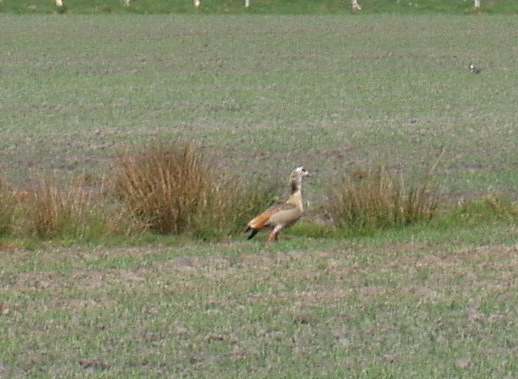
245 166 312 242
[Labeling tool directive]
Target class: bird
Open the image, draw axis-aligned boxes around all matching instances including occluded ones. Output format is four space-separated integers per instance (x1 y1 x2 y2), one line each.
469 63 481 74
245 166 312 242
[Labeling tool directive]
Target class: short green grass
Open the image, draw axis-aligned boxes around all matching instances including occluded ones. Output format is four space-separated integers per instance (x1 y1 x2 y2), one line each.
1 225 517 377
1 15 517 200
0 14 517 377
1 0 517 14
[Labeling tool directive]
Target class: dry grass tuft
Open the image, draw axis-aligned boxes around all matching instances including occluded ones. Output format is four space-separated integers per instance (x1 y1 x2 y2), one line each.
25 175 108 239
112 143 214 235
0 178 15 237
112 142 274 239
325 165 439 234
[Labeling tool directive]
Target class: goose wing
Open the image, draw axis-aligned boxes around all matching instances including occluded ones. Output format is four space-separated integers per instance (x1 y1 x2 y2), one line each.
247 203 301 230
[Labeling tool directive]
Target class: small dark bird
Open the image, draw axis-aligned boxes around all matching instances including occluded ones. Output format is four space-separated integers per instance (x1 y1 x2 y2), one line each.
469 63 481 74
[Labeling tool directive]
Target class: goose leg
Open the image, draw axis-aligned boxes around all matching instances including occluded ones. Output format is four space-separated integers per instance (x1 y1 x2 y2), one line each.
268 225 283 242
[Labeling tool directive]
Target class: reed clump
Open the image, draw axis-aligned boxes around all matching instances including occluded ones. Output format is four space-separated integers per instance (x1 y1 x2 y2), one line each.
24 175 110 240
112 142 274 239
0 178 15 237
325 165 439 234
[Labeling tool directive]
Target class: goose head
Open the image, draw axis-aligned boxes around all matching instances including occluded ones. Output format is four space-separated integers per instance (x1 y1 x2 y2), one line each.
289 166 312 193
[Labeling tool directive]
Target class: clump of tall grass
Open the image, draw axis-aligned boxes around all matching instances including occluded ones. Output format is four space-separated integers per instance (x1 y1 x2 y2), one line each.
112 143 213 235
112 142 274 239
324 165 439 234
24 175 110 240
0 178 15 237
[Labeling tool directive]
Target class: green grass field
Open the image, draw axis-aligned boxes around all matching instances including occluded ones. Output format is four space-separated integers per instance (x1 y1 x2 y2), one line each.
1 227 517 376
1 0 518 14
2 15 517 198
0 14 517 377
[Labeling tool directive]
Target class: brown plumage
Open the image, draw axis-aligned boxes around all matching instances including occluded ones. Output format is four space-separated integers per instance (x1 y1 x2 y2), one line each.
245 167 312 242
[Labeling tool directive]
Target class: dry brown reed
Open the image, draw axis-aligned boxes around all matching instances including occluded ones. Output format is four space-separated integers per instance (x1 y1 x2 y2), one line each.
112 142 274 238
325 165 439 234
25 175 108 239
0 178 15 237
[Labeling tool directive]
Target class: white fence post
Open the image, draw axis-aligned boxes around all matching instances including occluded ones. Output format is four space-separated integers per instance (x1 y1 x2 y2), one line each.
351 0 362 11
474 0 481 8
55 0 63 6
194 0 249 8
